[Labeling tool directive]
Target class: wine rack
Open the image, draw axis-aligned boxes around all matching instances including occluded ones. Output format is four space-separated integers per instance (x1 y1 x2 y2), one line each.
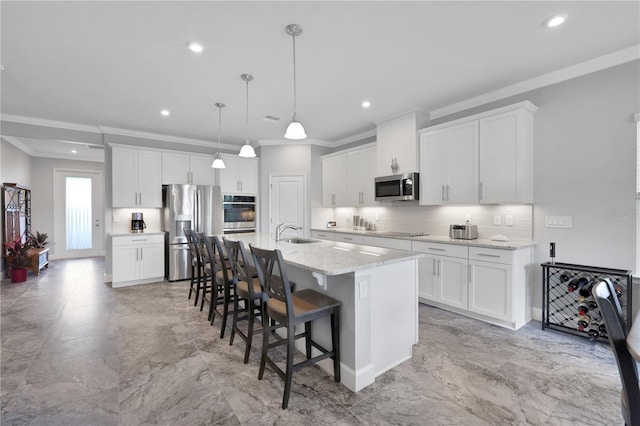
542 262 632 342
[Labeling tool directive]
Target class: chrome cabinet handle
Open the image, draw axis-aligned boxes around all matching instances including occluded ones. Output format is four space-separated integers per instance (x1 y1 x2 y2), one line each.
477 253 501 258
428 247 446 252
446 185 450 201
479 182 484 200
442 185 445 201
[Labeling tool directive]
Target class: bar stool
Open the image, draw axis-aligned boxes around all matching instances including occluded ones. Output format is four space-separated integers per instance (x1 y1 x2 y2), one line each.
195 232 214 312
592 279 640 426
223 238 263 364
184 229 205 307
249 245 341 409
206 236 235 338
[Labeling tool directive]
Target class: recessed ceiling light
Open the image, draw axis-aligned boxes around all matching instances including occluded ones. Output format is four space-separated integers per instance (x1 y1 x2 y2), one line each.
71 150 77 154
361 101 371 108
546 15 567 28
187 42 203 53
160 109 170 116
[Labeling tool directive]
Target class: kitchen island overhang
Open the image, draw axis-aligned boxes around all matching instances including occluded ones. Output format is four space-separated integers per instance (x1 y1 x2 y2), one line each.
223 234 423 392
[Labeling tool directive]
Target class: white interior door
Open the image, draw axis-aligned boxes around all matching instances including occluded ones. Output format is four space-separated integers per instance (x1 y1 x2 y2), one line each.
269 174 305 238
53 169 104 259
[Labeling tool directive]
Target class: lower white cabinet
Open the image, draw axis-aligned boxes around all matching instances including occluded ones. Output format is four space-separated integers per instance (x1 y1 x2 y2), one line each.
311 230 336 241
415 241 532 330
335 233 365 244
112 234 164 287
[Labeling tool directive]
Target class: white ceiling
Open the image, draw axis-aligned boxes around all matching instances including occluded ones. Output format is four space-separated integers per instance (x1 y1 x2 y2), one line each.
1 1 639 159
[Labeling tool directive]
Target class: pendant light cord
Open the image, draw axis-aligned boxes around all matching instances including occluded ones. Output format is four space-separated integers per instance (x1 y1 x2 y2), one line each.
217 106 222 148
245 79 249 143
292 33 297 120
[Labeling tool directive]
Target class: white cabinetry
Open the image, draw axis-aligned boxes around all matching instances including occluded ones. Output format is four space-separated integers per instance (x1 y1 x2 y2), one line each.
478 103 536 204
311 230 336 241
346 145 376 206
218 154 258 194
413 242 468 310
335 233 364 244
376 112 428 176
322 155 347 207
363 236 412 251
162 152 215 185
419 121 478 205
112 234 164 287
112 146 162 208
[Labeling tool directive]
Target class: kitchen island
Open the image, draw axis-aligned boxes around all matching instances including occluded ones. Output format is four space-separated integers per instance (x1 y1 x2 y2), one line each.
223 233 423 392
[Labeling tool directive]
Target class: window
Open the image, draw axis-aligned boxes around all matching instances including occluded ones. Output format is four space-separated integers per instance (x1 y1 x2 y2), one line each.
66 176 92 250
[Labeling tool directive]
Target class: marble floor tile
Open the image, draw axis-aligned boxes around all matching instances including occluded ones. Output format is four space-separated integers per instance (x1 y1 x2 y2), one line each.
1 258 628 425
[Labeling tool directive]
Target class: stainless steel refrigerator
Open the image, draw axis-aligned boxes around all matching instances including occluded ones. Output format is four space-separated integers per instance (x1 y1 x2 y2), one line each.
163 184 223 281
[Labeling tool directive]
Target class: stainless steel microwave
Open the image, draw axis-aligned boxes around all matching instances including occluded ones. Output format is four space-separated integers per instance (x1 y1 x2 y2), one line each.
374 173 420 201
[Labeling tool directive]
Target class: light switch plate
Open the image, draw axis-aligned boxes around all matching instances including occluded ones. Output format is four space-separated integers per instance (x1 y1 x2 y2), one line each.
545 216 572 228
505 215 514 226
113 215 119 223
493 215 502 225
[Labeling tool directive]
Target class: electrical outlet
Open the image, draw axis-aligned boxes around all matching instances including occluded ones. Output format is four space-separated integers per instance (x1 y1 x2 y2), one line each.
493 215 502 225
505 215 514 226
113 215 119 223
464 214 472 223
545 216 572 228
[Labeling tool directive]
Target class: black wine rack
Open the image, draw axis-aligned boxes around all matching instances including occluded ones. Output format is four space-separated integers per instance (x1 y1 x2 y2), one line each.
542 262 632 342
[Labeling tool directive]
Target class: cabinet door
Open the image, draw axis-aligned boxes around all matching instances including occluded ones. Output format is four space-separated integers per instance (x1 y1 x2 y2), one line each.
438 256 468 310
376 120 395 176
393 113 418 174
359 147 377 206
445 121 478 204
112 148 138 207
322 155 347 206
162 152 190 184
419 130 445 205
219 155 240 193
138 244 165 280
112 246 139 283
468 260 512 321
136 150 162 207
238 158 258 194
346 151 364 206
417 255 438 302
189 154 215 185
479 111 519 203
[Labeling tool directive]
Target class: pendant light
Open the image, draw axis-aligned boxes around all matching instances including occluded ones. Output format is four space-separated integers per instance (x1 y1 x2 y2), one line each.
284 24 307 140
239 73 257 158
211 102 226 168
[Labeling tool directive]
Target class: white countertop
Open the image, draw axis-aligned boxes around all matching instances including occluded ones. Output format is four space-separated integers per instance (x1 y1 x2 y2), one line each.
222 233 422 276
312 228 535 250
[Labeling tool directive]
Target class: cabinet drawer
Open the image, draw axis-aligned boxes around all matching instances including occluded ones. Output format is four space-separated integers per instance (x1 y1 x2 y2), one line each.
412 241 468 258
363 236 412 251
469 247 512 264
335 233 365 244
113 234 164 247
311 230 336 241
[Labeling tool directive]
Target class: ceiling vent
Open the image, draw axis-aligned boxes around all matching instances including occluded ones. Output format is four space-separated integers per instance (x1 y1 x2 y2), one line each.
263 115 281 123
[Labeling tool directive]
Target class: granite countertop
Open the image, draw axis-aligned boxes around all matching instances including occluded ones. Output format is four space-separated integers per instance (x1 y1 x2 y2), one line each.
222 233 422 276
311 228 535 250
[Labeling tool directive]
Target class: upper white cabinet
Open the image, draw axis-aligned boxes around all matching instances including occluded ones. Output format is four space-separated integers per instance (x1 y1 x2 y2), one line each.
376 112 429 176
479 105 535 204
322 154 347 207
162 152 215 185
346 145 376 206
322 144 376 207
218 154 258 194
419 121 478 205
112 146 162 208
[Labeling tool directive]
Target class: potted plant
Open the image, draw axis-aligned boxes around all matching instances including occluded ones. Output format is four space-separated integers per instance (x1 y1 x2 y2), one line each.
4 237 34 283
27 231 50 249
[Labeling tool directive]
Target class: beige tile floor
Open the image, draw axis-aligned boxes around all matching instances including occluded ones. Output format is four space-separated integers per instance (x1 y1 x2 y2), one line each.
1 258 625 425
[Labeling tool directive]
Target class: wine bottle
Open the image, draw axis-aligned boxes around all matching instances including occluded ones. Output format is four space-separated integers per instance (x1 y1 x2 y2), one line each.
567 277 588 293
577 314 591 328
577 302 589 316
587 299 598 310
578 282 594 298
587 322 600 340
559 272 571 282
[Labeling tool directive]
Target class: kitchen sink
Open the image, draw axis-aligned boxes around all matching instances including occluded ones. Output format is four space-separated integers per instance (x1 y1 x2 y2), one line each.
283 238 321 244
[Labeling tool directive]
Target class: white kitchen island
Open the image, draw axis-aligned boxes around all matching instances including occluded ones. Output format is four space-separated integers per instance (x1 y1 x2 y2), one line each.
224 233 422 393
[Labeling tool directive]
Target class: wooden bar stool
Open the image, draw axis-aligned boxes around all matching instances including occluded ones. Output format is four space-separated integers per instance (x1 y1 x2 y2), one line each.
184 229 205 307
249 245 341 409
195 232 213 312
223 238 263 364
206 236 236 338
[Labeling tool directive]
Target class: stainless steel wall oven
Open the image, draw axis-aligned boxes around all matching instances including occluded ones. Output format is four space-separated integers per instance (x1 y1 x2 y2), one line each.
222 195 256 233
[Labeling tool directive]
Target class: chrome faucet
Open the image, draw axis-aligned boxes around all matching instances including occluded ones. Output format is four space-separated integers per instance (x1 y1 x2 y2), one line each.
276 223 302 242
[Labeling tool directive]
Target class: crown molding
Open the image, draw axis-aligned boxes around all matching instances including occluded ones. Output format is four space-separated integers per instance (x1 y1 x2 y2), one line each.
257 137 335 148
0 114 102 133
1 135 35 155
431 45 640 120
98 126 240 151
332 128 377 146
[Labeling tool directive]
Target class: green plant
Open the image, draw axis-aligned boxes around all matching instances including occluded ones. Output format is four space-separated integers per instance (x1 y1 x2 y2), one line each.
4 238 34 270
27 231 50 249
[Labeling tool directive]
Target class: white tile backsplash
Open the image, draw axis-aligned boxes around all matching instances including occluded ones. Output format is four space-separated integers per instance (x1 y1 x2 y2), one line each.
112 208 162 234
312 204 533 241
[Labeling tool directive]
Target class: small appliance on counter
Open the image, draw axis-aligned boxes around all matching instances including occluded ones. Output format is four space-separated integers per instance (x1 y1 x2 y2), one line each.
449 222 478 240
131 212 146 233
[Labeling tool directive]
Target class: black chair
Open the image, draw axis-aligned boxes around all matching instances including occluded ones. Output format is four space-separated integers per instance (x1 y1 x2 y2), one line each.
223 238 264 364
206 235 235 338
184 229 204 306
250 244 341 409
592 279 640 426
195 232 214 312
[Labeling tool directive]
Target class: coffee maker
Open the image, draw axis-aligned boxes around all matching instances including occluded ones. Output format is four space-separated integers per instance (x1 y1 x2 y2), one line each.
131 212 146 233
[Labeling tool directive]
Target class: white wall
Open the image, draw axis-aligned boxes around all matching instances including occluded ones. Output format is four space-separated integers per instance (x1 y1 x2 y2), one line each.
1 138 31 187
